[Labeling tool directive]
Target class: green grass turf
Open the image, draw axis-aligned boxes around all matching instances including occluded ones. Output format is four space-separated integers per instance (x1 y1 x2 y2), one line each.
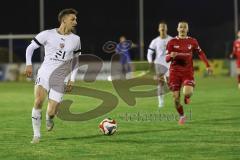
0 76 239 160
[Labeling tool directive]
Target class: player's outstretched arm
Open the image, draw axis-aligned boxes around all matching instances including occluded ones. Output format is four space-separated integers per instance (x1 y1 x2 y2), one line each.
25 42 39 77
198 51 212 75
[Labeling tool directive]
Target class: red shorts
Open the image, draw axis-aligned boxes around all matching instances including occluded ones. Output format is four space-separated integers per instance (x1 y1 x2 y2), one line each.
168 71 195 91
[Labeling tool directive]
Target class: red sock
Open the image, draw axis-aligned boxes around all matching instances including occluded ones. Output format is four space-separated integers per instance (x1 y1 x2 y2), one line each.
184 95 191 104
176 105 184 116
238 75 240 83
185 95 190 99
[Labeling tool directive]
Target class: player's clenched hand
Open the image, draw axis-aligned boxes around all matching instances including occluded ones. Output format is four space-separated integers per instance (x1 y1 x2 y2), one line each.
25 65 33 77
170 52 178 58
206 67 213 75
65 80 74 92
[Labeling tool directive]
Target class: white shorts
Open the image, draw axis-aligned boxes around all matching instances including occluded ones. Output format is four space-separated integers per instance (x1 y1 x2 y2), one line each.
154 63 169 77
35 75 64 103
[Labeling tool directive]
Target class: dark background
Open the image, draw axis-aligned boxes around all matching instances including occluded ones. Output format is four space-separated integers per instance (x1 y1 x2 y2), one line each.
0 0 238 62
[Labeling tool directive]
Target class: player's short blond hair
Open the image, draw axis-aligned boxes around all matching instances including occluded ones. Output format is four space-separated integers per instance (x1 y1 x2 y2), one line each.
158 21 167 26
58 8 78 23
158 21 168 31
159 21 167 26
178 21 188 26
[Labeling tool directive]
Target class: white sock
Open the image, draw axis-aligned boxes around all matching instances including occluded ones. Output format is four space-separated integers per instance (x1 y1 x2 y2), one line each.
46 112 50 121
157 85 164 104
32 108 41 138
180 115 185 119
157 85 165 95
158 95 164 104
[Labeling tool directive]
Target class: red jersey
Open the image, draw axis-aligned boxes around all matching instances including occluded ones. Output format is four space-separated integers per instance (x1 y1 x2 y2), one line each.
166 36 210 74
232 39 240 59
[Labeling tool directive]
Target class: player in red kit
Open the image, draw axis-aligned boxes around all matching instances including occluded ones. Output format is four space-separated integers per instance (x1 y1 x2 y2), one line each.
230 31 240 89
166 21 212 125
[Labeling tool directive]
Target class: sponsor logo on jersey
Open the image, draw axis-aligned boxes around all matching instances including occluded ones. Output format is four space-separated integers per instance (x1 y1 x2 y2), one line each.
173 45 180 48
60 43 65 49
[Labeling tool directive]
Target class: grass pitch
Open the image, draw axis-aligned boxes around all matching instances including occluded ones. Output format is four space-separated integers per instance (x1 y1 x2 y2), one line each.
0 76 239 160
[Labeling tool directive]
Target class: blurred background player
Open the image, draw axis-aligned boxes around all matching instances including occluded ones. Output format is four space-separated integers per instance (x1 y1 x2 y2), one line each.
147 22 172 108
115 35 137 79
25 8 80 143
230 30 240 89
166 21 212 125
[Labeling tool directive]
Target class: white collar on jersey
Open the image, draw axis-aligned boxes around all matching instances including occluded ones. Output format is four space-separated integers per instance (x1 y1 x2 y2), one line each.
176 36 189 39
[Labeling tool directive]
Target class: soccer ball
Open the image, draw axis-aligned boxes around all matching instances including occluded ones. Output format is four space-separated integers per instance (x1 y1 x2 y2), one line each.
99 118 117 135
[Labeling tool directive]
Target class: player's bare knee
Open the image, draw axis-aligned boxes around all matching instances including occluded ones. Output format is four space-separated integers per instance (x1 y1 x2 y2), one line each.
171 91 180 107
183 90 193 97
237 68 240 74
47 108 55 116
47 104 57 116
47 100 59 116
172 92 180 101
183 86 193 97
34 98 44 108
34 86 46 107
173 97 180 107
173 95 180 101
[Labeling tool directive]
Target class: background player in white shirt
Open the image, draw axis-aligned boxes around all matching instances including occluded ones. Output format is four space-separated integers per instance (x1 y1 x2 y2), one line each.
25 8 80 143
147 22 172 108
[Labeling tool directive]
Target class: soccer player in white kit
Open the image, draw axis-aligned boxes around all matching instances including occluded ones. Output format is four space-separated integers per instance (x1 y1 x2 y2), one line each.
147 22 172 108
25 8 80 143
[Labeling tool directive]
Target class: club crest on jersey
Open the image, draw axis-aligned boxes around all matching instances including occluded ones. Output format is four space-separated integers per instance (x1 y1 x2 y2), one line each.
60 43 65 49
188 44 192 49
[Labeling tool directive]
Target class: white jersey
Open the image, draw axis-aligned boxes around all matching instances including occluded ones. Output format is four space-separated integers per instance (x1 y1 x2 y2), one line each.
147 35 172 67
26 28 81 81
25 29 80 102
